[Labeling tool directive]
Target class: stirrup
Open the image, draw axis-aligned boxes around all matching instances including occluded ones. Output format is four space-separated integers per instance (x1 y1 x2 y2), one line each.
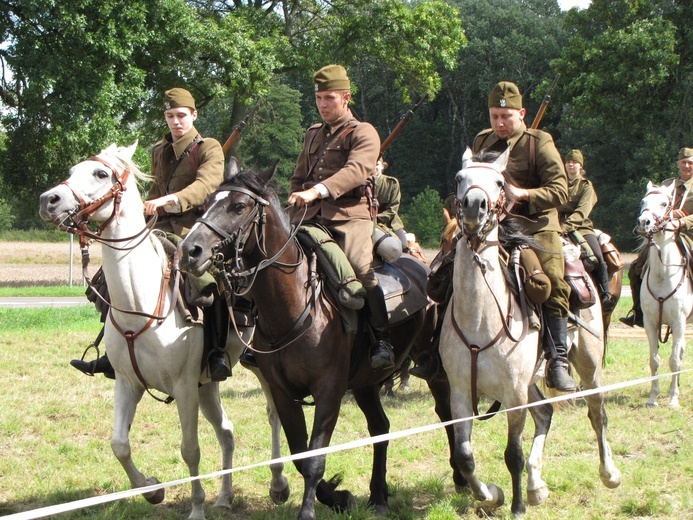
546 360 577 392
239 349 258 369
618 310 643 328
208 351 232 382
409 355 441 381
370 340 395 371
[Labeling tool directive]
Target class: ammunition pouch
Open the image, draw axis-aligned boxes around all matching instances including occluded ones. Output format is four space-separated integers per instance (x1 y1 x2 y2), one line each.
517 246 551 305
564 254 597 311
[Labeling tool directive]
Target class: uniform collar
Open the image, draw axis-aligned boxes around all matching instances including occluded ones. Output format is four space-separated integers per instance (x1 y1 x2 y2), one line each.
166 126 199 159
504 121 528 150
325 110 355 133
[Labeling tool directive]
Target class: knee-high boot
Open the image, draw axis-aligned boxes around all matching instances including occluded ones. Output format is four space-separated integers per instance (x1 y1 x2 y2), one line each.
595 261 616 312
619 273 643 327
543 317 577 392
365 285 395 370
204 298 232 381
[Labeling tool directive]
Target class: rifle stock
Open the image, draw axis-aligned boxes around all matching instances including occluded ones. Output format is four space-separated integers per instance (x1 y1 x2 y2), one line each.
530 74 560 130
222 102 260 154
380 94 428 154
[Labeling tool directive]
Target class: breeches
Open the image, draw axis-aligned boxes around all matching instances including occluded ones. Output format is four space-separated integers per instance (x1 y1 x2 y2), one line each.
532 230 570 319
317 217 378 290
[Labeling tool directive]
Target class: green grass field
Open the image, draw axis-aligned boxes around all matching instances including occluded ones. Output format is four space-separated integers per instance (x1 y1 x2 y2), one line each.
0 304 691 519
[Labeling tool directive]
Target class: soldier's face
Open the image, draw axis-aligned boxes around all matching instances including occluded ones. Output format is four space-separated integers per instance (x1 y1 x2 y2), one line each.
678 157 693 181
489 107 526 139
315 90 350 124
165 107 197 141
565 160 582 179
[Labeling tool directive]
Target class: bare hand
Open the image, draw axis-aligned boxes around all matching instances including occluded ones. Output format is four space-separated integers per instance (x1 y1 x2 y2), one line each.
288 188 320 208
144 195 178 216
504 182 529 202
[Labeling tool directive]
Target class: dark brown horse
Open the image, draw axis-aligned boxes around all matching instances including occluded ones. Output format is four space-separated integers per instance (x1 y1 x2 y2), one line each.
179 163 465 519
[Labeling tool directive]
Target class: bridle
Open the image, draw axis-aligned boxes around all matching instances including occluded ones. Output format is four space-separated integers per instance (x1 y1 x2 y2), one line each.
451 177 529 418
195 185 313 353
639 190 690 343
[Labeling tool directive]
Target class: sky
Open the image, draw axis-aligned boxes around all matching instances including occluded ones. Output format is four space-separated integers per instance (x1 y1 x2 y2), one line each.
558 0 591 9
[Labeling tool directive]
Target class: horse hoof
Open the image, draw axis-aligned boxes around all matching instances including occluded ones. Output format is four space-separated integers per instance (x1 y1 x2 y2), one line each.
483 483 504 508
600 467 622 489
270 483 291 505
142 478 165 504
333 489 357 512
527 484 549 506
646 401 658 408
373 503 390 516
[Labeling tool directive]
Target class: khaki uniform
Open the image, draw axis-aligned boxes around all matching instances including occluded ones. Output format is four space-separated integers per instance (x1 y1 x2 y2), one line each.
472 122 570 318
375 173 404 233
148 126 224 237
289 110 380 288
559 175 596 235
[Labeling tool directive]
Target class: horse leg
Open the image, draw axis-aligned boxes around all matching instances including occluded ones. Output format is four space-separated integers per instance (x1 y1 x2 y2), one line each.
351 385 391 515
174 379 206 520
249 367 290 504
667 325 685 408
427 378 468 492
450 393 504 509
198 382 235 511
570 343 621 489
644 323 661 407
504 408 528 516
526 383 552 506
110 380 165 504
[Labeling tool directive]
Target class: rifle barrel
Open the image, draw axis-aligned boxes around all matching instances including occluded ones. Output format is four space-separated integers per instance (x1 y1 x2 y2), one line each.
222 103 260 154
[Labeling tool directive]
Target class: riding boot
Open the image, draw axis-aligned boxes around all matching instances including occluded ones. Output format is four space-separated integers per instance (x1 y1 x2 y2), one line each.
365 285 395 371
619 273 643 327
409 334 441 381
595 261 616 313
70 351 115 380
543 317 577 392
203 298 232 381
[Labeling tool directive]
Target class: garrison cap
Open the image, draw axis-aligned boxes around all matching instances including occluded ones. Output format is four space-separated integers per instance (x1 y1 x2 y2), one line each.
313 65 350 92
565 149 584 166
679 147 693 160
488 81 523 109
164 88 196 111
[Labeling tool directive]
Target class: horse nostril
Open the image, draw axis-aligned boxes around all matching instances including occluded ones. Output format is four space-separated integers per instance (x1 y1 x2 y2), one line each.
49 194 61 205
481 199 487 211
189 245 202 259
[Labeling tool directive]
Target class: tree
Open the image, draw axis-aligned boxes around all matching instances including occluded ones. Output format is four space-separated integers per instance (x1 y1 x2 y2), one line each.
552 0 693 249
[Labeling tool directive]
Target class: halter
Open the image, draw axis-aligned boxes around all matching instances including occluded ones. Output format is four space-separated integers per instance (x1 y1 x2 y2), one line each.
456 181 507 255
639 188 676 239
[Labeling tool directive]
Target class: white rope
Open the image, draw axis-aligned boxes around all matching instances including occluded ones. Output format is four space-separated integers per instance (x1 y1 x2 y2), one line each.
3 368 690 520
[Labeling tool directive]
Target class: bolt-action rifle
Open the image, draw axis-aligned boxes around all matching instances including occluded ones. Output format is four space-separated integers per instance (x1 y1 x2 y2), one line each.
530 74 560 130
221 103 260 154
380 94 429 154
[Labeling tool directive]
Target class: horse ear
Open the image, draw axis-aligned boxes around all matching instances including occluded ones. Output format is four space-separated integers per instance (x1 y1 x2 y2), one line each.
646 180 655 193
495 148 510 172
119 141 138 162
461 147 473 170
258 160 279 185
225 157 240 182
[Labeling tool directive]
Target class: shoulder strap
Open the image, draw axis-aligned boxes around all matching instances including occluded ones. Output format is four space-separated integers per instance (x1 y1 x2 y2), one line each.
528 133 536 180
187 134 204 173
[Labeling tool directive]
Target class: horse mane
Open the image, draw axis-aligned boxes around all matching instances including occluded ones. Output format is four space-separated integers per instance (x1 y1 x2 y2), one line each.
219 170 290 230
101 149 153 187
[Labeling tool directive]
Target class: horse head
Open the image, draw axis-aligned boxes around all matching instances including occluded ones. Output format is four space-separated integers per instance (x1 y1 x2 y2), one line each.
179 159 280 277
635 180 676 236
454 148 509 244
39 142 142 231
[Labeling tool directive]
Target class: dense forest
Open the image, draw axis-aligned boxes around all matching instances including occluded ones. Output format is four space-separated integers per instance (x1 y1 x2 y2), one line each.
0 0 691 250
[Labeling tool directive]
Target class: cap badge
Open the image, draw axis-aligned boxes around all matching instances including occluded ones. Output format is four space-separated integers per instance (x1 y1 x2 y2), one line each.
499 99 506 108
164 102 171 110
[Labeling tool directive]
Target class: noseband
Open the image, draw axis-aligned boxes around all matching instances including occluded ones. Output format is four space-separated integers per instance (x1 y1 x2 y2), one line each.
457 182 506 253
639 190 674 238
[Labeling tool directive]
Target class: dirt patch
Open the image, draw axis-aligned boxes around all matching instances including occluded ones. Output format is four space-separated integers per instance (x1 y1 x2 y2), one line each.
0 241 103 287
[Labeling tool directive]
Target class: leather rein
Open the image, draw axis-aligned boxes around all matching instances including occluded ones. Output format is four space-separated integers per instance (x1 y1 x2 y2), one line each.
195 186 317 355
61 154 178 403
453 183 530 417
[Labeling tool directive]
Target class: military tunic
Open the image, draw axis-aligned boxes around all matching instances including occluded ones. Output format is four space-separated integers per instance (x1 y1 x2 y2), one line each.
558 175 597 235
289 110 380 289
664 176 693 236
148 126 224 237
375 173 404 233
472 122 570 318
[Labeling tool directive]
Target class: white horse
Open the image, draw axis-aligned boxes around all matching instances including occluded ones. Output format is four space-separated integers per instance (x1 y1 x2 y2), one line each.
635 181 691 407
39 143 289 519
439 149 620 516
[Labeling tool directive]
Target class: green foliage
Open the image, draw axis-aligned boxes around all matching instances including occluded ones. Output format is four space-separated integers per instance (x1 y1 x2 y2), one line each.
0 198 14 229
401 187 443 248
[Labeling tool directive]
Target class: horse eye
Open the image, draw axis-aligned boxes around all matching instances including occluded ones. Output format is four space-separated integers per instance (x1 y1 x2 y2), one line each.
95 169 110 180
233 202 246 213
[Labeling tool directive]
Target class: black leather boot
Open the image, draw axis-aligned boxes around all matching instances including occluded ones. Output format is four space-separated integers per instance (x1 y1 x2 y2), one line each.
204 299 232 381
70 353 115 380
409 336 441 381
595 261 616 313
543 317 577 392
619 273 643 327
239 348 258 368
366 285 395 371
